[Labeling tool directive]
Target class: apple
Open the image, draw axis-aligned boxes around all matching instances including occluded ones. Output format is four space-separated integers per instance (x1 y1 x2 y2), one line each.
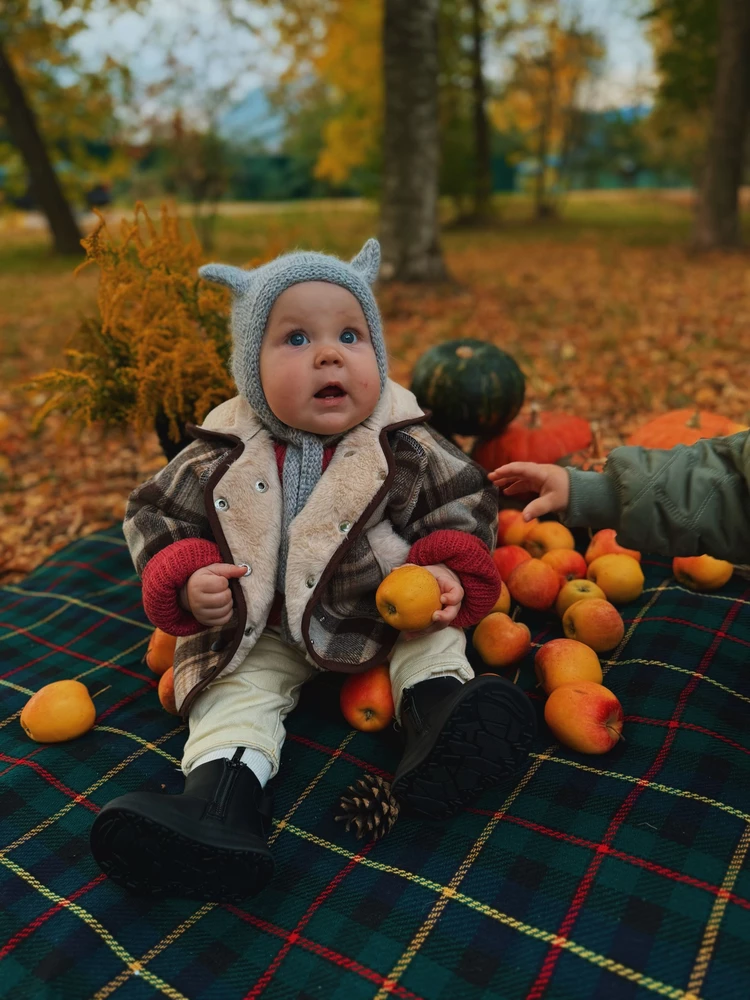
145 628 176 676
507 559 561 611
585 528 641 565
158 667 179 715
498 508 524 545
523 521 576 558
541 548 588 582
673 554 733 592
340 664 395 732
473 612 531 668
587 554 644 604
544 682 624 754
504 516 538 547
555 578 607 618
534 639 602 694
562 598 624 653
490 580 511 615
493 544 532 582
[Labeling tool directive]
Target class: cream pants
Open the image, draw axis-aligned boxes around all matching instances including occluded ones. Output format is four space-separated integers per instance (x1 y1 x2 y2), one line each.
181 626 474 777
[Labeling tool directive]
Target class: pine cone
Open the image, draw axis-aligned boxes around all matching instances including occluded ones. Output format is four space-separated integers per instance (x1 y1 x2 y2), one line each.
335 774 400 842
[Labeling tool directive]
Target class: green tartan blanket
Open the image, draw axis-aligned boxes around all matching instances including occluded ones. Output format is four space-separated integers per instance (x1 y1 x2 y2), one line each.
1 525 749 1000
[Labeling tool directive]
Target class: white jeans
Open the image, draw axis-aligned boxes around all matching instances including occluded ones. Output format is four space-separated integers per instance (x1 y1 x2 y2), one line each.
181 626 474 777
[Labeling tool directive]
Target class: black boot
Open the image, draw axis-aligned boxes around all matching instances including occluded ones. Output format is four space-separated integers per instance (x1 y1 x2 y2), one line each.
391 675 536 820
90 749 275 902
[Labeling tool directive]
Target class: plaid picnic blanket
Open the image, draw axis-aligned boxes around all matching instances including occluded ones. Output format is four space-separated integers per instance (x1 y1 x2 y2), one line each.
1 524 749 1000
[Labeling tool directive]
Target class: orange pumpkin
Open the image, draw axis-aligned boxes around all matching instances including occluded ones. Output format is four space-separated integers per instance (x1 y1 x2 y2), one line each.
473 404 592 469
626 409 747 449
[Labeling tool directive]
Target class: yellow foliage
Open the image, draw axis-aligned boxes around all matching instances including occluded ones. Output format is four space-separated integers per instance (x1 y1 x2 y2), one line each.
26 203 237 446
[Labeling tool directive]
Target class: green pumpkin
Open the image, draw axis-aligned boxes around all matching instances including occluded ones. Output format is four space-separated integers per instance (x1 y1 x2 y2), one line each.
410 339 525 439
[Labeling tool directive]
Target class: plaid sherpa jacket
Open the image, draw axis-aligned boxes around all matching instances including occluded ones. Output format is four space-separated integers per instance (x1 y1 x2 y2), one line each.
123 380 500 715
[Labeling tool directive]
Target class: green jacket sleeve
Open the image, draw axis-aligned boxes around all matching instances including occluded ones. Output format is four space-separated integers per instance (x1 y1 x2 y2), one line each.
561 431 750 561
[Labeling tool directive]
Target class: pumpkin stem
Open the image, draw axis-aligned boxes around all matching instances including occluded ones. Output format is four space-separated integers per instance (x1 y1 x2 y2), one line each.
455 345 474 360
529 402 541 429
687 410 701 429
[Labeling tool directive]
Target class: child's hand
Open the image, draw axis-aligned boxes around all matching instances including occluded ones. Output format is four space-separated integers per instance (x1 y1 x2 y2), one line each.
399 562 464 641
179 563 248 628
489 462 570 521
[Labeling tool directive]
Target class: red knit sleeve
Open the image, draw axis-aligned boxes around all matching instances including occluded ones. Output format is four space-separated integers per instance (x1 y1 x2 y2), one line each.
141 537 222 636
407 530 501 628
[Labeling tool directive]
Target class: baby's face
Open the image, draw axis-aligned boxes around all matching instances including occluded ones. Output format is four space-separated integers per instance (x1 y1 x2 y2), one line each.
259 281 381 437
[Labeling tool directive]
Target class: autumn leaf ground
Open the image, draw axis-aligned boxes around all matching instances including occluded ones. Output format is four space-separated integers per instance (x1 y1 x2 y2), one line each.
2 190 749 583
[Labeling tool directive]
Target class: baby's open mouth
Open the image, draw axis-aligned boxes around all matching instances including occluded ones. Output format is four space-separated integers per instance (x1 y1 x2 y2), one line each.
314 384 347 399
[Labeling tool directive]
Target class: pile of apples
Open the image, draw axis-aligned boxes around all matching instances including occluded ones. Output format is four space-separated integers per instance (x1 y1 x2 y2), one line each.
473 514 646 755
145 629 179 715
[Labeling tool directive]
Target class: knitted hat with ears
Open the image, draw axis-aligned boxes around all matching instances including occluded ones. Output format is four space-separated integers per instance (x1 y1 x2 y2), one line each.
199 238 387 627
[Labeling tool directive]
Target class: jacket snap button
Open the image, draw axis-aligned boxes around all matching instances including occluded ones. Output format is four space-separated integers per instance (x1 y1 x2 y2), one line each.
214 497 229 511
210 639 225 652
338 521 351 533
238 563 252 577
244 624 255 636
378 470 387 480
255 480 268 492
306 575 316 588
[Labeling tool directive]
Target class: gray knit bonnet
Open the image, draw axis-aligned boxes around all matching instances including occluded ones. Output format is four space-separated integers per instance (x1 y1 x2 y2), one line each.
199 238 388 609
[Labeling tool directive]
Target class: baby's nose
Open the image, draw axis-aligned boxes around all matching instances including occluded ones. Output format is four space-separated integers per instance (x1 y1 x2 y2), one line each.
315 345 343 365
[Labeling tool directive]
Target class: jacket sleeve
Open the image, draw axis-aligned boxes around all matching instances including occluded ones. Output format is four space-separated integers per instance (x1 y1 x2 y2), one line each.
123 439 224 634
562 431 750 561
395 426 501 627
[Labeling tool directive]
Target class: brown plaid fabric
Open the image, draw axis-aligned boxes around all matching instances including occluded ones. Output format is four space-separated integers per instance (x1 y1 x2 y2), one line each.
123 409 498 713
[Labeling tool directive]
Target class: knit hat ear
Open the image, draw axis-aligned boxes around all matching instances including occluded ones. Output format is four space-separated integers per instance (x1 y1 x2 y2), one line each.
349 238 380 285
199 263 254 295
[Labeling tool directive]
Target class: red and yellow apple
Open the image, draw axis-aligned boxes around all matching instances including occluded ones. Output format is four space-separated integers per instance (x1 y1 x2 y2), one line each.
473 612 531 668
587 554 644 604
541 548 587 582
523 521 575 558
673 554 733 592
555 578 607 617
158 667 179 715
340 663 395 732
490 580 511 615
585 528 641 565
534 639 602 694
562 598 624 652
544 681 624 754
507 559 561 611
493 544 532 582
498 508 524 545
504 516 538 547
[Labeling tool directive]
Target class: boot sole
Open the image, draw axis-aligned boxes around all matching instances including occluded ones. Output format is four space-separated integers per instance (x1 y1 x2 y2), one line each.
90 806 275 903
392 679 536 820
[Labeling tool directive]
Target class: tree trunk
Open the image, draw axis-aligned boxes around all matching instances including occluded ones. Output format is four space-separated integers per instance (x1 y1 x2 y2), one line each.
692 0 750 250
0 41 84 256
534 51 557 219
469 0 492 222
380 0 447 282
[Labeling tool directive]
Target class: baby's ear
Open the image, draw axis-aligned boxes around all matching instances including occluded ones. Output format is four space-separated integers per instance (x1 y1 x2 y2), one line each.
349 238 381 284
199 263 253 294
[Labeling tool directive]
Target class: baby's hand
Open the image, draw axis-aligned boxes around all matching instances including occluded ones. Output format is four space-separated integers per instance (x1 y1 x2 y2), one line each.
180 563 248 628
489 462 570 521
400 562 464 642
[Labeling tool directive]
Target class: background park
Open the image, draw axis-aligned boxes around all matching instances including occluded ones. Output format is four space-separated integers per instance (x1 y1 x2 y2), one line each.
1 3 750 999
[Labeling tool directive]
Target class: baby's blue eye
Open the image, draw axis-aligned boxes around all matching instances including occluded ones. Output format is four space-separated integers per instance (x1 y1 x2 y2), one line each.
340 329 358 344
288 331 308 346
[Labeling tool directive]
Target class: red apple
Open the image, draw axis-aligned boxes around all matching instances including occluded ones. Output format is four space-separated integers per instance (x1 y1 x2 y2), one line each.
340 664 395 732
507 558 561 611
585 528 641 565
473 612 532 668
544 682 624 754
534 639 602 694
492 544 532 582
541 548 588 582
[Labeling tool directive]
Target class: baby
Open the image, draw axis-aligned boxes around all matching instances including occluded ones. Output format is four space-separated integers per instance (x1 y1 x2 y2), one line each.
490 428 750 560
90 239 536 903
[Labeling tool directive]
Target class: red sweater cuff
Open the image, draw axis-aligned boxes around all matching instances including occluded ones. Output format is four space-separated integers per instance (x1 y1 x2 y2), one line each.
141 538 222 636
407 530 501 628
